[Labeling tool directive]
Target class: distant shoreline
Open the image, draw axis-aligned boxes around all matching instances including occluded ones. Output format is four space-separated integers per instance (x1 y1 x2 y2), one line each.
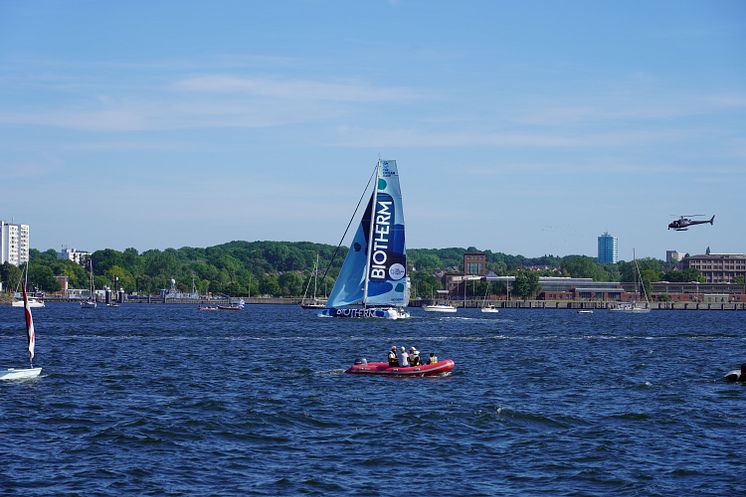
3 295 744 311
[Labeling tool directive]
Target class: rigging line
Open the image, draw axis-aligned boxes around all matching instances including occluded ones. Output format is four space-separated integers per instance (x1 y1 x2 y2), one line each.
319 162 378 285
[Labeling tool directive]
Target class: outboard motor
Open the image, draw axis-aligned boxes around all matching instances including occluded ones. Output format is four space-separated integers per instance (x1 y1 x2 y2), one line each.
353 357 368 365
724 363 746 382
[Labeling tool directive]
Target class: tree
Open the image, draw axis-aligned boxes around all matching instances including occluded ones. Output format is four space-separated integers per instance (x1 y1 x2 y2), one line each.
28 265 59 292
661 268 704 283
0 262 23 291
560 255 609 280
513 270 540 300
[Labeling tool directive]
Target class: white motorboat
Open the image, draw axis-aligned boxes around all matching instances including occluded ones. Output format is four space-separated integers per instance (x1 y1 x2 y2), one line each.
422 303 458 313
480 305 499 313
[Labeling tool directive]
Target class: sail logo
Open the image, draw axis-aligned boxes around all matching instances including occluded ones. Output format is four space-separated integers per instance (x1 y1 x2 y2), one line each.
369 198 393 280
389 263 405 280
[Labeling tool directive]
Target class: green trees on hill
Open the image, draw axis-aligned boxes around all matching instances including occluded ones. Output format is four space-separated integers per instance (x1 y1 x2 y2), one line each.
0 241 702 297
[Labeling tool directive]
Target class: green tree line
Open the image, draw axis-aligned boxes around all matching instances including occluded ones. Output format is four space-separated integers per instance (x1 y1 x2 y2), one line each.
0 242 700 298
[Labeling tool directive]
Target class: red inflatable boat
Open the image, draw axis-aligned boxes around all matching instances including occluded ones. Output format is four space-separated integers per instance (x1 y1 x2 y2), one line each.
345 359 455 377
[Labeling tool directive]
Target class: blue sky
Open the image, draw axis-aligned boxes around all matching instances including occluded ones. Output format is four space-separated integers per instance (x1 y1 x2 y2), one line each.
1 0 744 259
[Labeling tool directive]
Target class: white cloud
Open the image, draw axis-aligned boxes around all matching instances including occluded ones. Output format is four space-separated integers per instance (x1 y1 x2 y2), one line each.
174 74 422 102
329 126 690 148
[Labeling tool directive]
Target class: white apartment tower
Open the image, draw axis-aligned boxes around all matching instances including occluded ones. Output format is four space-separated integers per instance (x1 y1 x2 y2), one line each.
1 221 30 266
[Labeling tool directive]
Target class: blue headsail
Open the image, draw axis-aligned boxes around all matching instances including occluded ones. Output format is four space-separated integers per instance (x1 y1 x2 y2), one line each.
326 160 408 308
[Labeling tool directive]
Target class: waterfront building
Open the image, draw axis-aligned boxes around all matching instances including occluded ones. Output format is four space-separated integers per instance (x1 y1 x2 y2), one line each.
58 246 91 264
681 252 746 284
0 221 30 266
464 251 487 275
597 232 618 264
442 274 625 301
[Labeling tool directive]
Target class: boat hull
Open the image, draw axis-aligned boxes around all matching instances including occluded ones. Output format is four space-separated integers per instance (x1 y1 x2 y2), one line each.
422 305 457 313
480 307 499 313
346 360 455 377
609 306 650 313
0 367 42 381
318 307 410 320
12 299 44 308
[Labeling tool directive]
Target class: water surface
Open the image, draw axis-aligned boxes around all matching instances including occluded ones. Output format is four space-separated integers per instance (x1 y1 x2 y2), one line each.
1 304 744 496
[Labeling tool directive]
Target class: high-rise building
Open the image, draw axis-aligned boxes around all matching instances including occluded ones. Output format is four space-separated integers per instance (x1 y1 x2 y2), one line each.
1 221 30 266
666 250 683 263
58 247 91 264
597 232 618 264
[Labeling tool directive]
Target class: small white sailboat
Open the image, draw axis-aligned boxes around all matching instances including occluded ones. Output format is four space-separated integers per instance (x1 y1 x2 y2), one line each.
318 159 410 320
300 254 327 309
610 249 651 313
479 283 499 313
1 278 42 381
11 296 44 308
81 258 97 309
11 263 45 308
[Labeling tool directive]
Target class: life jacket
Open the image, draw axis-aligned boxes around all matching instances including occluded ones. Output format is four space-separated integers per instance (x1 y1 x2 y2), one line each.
428 356 438 364
388 350 398 366
410 354 421 366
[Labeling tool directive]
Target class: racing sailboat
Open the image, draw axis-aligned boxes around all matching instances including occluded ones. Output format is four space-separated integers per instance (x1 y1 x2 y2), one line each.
1 277 42 380
319 159 410 320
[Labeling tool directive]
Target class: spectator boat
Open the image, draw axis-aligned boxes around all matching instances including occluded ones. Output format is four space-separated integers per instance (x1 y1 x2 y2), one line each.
345 359 455 377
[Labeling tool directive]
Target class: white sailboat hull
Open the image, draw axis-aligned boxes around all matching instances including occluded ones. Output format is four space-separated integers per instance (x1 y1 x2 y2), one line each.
318 307 410 320
0 367 42 381
12 299 44 308
480 306 499 313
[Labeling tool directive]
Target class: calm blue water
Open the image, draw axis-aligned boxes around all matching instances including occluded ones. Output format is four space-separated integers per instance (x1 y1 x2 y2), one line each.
1 303 744 496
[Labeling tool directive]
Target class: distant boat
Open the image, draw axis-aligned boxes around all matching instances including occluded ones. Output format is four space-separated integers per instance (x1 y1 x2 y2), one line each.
218 298 245 310
81 258 97 309
11 296 44 308
423 303 458 313
199 305 219 311
300 254 327 309
318 159 410 320
479 285 499 313
610 250 651 313
11 263 45 308
1 274 42 381
577 309 594 314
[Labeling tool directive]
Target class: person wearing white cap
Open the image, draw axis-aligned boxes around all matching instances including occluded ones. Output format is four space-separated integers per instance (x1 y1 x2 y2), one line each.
409 346 421 366
387 345 399 367
397 346 410 367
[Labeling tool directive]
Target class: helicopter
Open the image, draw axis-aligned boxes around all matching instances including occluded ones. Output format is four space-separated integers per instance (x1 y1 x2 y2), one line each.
668 214 715 231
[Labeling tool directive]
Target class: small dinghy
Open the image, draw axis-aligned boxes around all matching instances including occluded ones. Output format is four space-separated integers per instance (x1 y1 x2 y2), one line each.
724 363 746 382
1 274 41 381
345 359 455 377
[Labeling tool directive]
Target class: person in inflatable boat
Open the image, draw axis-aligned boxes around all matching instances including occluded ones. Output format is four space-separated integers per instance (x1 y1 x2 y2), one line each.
427 352 438 364
387 346 399 367
409 347 421 366
398 346 410 367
